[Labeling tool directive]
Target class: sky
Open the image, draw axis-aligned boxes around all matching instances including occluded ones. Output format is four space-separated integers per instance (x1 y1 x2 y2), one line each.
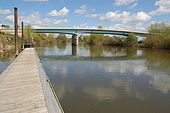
0 0 170 32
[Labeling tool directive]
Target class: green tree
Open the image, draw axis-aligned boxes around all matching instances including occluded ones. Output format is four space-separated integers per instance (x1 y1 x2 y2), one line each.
56 34 69 43
47 34 55 43
126 33 138 47
24 25 35 44
143 22 170 49
148 22 170 35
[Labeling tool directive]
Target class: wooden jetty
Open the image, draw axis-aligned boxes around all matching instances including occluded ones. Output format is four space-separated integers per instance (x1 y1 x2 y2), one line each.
0 48 64 113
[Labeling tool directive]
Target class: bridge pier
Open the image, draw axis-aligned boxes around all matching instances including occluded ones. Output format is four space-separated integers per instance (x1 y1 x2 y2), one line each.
72 34 78 46
72 45 78 56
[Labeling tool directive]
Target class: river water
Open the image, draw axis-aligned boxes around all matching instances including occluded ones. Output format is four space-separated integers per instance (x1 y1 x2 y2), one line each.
0 50 14 74
36 44 170 113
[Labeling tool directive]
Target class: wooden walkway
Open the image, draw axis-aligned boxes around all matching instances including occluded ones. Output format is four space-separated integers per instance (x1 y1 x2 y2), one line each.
0 48 64 113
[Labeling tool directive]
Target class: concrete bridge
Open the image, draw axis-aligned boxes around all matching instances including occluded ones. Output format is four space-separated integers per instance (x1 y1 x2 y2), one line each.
0 28 148 45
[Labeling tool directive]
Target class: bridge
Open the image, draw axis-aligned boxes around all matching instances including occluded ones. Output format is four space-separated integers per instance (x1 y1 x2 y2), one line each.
35 28 148 36
0 28 148 36
0 28 148 46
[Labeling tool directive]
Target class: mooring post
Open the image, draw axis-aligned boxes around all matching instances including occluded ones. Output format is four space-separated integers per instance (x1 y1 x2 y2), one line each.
14 7 18 56
21 22 24 50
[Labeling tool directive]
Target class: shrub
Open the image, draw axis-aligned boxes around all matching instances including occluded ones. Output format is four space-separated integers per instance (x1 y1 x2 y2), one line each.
143 22 170 49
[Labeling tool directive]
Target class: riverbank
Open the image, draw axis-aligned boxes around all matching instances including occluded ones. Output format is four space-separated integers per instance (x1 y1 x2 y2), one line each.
0 34 15 52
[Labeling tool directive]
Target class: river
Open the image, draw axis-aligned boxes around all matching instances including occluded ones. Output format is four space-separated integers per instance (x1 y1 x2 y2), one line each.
36 43 170 113
0 50 15 74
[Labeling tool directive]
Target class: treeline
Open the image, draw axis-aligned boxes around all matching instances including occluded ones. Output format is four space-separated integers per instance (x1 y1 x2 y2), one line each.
24 25 70 46
79 33 138 47
142 22 170 49
79 22 170 49
25 23 170 49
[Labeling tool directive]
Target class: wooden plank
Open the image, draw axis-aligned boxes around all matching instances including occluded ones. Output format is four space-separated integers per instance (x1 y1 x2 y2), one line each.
0 48 48 113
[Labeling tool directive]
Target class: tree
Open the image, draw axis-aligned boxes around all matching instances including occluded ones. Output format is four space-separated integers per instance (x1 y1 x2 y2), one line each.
126 33 138 47
56 34 69 43
24 25 35 44
47 34 55 43
148 22 170 35
143 22 170 49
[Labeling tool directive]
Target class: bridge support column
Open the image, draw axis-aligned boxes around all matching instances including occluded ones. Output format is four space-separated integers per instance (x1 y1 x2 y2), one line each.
72 34 78 46
72 45 78 56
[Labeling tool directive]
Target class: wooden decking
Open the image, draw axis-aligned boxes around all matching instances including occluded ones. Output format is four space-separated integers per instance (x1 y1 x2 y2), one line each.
0 48 63 113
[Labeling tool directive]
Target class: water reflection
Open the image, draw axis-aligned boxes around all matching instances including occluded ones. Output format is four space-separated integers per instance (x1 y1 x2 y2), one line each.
36 44 170 113
72 46 78 56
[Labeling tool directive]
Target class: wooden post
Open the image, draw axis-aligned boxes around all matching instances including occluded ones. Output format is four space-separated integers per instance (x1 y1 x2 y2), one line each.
14 7 18 56
21 22 24 50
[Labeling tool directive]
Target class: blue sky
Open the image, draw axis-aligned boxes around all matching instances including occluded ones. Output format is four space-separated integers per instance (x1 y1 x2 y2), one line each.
0 0 170 32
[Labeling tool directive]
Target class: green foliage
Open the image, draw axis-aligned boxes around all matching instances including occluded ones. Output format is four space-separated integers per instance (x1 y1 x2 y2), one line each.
0 34 15 51
143 22 170 49
81 34 127 46
126 33 138 47
88 34 104 44
24 25 35 40
24 25 57 45
56 34 70 43
148 22 170 35
47 34 55 43
33 33 46 44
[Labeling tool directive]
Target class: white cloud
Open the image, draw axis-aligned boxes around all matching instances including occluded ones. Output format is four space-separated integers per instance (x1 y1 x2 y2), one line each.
0 9 12 15
129 2 138 9
73 23 97 29
5 15 14 23
99 11 151 25
149 72 170 94
54 19 69 24
106 24 147 32
74 5 95 15
74 5 88 15
149 0 170 15
47 7 69 17
5 12 69 25
73 22 147 32
86 14 101 18
114 0 136 6
20 12 42 24
23 0 48 1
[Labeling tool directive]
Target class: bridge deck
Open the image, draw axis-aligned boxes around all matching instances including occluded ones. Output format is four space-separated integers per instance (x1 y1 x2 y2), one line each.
0 48 63 113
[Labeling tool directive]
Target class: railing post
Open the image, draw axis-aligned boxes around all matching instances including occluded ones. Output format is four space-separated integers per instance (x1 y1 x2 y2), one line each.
14 7 18 56
21 22 24 50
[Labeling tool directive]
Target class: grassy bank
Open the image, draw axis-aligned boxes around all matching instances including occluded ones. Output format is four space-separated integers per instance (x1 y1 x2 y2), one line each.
0 34 15 52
